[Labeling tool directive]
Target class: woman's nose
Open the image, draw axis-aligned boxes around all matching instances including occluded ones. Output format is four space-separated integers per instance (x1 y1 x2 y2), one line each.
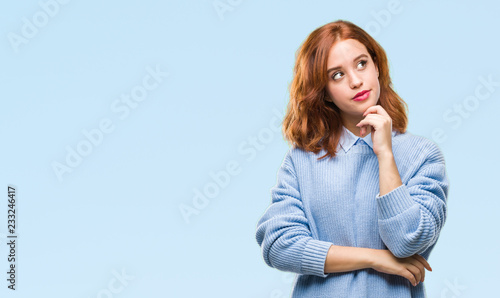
349 73 363 89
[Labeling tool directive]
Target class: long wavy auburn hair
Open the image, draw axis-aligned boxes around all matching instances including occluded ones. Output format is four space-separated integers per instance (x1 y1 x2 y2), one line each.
282 19 408 160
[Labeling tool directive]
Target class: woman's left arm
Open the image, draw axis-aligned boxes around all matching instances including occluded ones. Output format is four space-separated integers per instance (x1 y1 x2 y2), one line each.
377 151 403 196
357 105 450 259
375 145 449 258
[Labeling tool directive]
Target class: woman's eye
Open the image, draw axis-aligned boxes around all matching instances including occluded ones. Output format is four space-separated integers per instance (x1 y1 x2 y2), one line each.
331 60 368 81
332 72 343 80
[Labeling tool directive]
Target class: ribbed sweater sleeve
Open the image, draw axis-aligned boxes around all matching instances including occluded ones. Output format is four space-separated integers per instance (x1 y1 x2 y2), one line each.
375 143 449 258
255 150 333 278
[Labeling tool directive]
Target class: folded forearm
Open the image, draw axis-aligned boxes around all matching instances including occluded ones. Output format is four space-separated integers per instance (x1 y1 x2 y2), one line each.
324 245 373 274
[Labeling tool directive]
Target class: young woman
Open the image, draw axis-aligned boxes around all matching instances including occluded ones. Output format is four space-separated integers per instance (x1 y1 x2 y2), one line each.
255 19 449 297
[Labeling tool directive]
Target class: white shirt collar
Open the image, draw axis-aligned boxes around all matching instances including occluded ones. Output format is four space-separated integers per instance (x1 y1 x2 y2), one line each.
339 125 397 153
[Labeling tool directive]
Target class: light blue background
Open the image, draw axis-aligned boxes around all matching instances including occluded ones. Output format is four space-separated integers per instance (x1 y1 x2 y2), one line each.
0 0 498 297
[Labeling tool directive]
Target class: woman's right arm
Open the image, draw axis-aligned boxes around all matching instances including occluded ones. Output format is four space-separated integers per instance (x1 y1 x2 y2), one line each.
324 245 373 273
256 151 336 278
325 245 432 287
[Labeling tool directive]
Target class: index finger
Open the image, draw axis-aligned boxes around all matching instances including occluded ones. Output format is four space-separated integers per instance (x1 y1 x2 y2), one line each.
362 105 389 118
413 254 432 271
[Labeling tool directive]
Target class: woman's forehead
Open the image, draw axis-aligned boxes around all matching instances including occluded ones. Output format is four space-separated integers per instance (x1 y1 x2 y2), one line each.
327 39 369 65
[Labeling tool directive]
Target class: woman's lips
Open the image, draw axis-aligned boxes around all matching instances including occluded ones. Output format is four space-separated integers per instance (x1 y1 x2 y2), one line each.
353 90 370 101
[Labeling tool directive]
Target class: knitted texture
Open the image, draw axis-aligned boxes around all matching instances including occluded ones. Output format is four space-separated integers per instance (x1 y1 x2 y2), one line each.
255 128 449 298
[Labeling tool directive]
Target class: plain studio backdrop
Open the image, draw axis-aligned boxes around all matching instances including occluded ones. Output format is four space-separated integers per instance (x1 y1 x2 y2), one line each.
0 0 498 297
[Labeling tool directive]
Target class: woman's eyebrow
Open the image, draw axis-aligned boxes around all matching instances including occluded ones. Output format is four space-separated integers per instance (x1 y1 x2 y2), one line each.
327 53 368 73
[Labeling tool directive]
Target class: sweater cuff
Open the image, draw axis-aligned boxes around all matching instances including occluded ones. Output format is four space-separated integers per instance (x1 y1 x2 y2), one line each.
301 239 332 278
375 184 416 220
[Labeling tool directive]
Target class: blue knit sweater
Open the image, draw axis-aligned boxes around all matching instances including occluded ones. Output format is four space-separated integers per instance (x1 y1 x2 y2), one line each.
255 126 449 297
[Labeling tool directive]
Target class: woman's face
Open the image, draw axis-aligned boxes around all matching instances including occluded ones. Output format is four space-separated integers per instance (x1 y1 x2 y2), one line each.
325 38 380 122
